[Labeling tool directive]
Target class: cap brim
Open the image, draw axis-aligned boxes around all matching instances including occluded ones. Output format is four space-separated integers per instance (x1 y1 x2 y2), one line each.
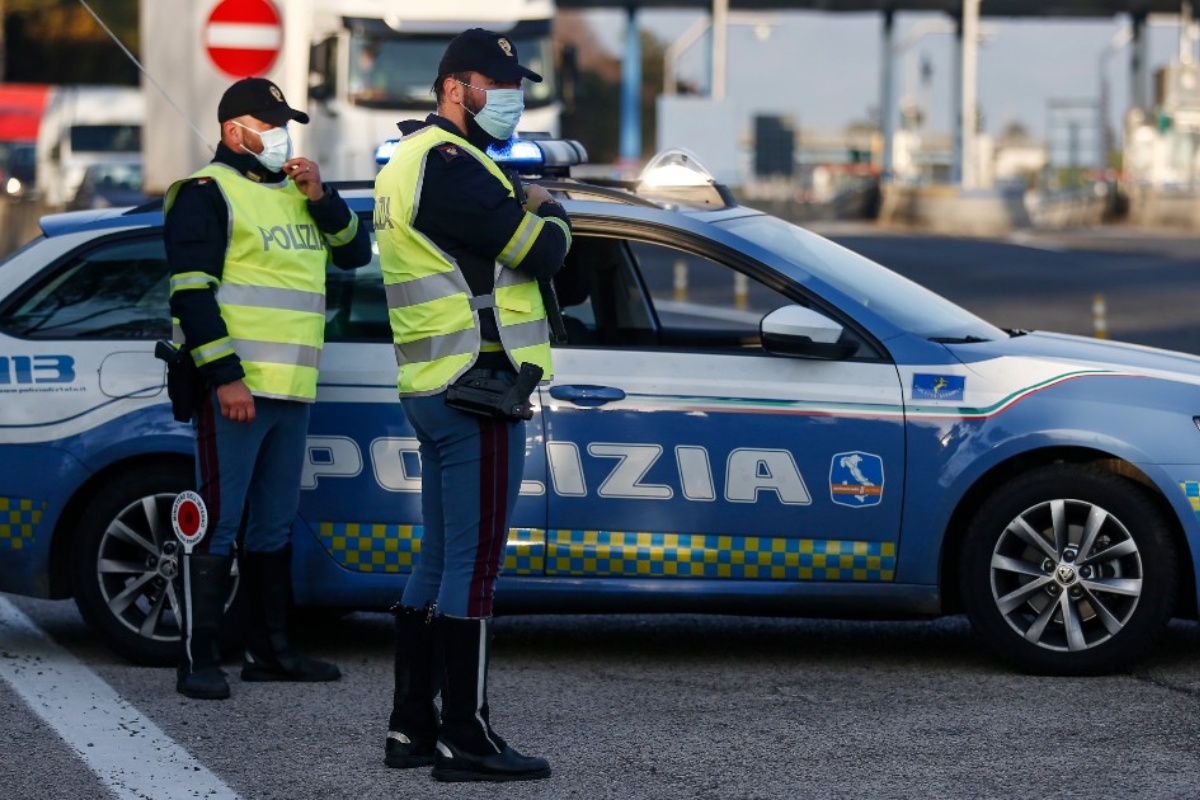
490 63 542 84
254 105 310 126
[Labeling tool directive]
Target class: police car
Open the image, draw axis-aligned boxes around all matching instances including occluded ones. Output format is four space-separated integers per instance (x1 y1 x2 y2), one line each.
2 140 1199 677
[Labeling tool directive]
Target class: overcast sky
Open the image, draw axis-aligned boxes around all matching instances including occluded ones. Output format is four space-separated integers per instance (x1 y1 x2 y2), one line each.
585 9 1192 145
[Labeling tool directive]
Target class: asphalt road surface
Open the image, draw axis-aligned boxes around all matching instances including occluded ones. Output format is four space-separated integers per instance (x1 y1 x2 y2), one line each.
6 225 1200 799
822 223 1200 355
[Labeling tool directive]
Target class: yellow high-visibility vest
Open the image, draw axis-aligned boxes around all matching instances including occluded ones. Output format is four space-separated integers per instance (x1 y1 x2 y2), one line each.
166 164 329 402
374 126 552 396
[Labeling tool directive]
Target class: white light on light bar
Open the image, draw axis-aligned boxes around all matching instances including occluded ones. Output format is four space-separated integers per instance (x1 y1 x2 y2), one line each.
638 148 715 188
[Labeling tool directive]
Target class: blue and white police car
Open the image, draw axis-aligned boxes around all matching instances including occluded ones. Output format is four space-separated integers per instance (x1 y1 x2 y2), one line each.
2 141 1200 676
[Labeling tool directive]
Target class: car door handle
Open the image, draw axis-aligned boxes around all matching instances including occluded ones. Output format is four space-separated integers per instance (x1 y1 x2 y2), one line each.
548 385 626 407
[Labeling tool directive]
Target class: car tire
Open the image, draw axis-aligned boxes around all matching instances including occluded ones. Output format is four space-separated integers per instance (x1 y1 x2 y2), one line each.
960 463 1177 676
69 464 244 666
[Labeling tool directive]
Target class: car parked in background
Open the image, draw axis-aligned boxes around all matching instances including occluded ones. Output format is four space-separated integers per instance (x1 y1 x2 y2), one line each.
67 162 147 210
0 141 37 198
1 142 1199 677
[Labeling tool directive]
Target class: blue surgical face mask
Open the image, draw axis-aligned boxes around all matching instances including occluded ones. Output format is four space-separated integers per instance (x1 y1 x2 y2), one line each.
457 81 524 141
233 121 293 172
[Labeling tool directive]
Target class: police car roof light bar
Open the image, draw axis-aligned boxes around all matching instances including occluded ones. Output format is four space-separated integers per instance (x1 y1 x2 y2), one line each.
375 137 587 179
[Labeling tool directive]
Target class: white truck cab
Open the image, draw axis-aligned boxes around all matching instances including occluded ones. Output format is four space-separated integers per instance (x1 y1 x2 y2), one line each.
35 86 144 209
140 0 559 194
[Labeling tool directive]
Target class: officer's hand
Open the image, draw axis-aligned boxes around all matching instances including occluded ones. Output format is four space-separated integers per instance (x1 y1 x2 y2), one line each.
523 184 554 214
285 157 325 202
217 380 256 424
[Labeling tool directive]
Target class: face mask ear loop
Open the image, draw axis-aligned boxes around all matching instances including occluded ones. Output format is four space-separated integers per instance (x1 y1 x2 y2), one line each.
231 120 260 156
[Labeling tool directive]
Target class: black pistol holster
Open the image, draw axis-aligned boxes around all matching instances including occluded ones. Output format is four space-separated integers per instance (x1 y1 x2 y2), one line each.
445 362 544 421
155 340 205 423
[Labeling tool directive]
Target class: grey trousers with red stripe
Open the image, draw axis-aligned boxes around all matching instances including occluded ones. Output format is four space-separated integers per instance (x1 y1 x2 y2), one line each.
399 390 526 618
193 389 310 557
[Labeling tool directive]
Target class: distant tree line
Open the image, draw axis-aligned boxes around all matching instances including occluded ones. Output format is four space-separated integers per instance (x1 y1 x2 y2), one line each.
3 0 138 84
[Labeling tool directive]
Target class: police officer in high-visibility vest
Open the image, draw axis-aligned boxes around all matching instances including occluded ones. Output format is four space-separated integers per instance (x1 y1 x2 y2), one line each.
164 78 371 700
374 29 571 782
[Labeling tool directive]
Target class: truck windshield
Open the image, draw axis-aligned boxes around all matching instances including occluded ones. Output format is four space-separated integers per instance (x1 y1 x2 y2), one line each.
69 125 141 154
347 27 555 111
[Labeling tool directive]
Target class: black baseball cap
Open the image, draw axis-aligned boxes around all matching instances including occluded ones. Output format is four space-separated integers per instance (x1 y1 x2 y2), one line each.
218 77 310 126
437 28 543 84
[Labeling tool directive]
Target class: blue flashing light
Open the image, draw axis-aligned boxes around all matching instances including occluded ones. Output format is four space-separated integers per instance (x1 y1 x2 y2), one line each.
374 136 585 174
486 139 546 172
375 139 399 165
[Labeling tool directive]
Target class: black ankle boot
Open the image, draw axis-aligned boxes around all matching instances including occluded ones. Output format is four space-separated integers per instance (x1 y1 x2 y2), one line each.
432 615 549 783
239 548 340 682
176 552 233 700
384 604 439 769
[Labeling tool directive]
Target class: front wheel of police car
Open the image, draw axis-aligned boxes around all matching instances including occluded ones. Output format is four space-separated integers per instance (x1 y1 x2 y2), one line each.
69 463 244 665
960 463 1178 676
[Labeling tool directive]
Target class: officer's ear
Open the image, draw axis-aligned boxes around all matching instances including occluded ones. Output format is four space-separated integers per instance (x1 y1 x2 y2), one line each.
442 75 463 104
221 119 243 148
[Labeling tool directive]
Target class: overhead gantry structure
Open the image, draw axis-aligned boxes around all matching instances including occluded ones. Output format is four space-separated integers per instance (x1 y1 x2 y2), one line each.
557 0 1196 188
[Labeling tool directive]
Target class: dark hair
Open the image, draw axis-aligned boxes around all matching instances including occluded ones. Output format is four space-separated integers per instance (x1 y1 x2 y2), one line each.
432 71 473 104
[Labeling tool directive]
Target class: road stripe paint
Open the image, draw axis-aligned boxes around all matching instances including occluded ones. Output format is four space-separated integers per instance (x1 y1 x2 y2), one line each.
0 596 240 800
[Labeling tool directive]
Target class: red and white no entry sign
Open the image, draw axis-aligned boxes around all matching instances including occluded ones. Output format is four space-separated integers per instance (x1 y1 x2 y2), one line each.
204 0 283 79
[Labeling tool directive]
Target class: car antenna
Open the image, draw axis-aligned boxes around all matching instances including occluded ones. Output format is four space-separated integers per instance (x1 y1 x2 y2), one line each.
75 0 214 156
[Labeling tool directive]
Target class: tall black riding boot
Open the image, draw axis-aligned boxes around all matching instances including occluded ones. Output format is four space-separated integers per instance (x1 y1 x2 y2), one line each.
384 604 439 769
240 548 340 682
176 552 233 700
432 615 550 783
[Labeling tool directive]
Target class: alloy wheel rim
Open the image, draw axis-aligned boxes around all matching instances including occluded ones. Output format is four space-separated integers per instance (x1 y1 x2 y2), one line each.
989 497 1143 652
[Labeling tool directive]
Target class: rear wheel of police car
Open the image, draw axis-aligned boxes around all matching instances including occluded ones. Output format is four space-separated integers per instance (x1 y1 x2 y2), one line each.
70 464 245 666
960 463 1177 676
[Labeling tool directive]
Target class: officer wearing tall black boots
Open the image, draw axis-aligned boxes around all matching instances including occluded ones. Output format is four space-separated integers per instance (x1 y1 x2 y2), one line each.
374 29 571 782
164 78 371 699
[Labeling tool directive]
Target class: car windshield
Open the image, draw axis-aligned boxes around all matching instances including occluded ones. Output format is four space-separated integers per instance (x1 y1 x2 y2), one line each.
86 162 142 191
720 215 1007 342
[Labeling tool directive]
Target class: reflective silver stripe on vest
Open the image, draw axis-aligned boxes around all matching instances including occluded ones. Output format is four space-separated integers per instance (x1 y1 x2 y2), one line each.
233 339 321 369
469 295 496 310
499 317 550 351
217 283 325 314
172 322 184 344
395 328 477 366
384 272 462 309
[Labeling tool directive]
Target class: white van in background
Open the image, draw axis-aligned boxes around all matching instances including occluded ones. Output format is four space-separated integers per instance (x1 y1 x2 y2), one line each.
35 85 143 209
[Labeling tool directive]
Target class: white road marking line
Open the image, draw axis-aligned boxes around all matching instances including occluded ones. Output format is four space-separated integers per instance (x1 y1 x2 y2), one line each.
0 596 240 800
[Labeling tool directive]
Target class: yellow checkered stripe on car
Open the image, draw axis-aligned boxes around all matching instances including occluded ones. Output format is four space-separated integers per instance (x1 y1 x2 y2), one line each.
0 497 43 550
317 523 894 581
546 531 895 581
1181 481 1200 518
318 523 545 574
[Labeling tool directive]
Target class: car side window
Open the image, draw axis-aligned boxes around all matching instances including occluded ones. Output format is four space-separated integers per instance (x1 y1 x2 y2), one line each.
557 235 785 351
324 220 390 342
0 236 171 340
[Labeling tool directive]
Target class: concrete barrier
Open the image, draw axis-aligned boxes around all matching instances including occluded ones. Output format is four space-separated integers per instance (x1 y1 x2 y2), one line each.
1124 187 1200 229
878 184 1031 236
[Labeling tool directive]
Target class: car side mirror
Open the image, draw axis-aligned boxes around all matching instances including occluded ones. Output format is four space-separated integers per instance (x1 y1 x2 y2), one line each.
761 305 858 360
